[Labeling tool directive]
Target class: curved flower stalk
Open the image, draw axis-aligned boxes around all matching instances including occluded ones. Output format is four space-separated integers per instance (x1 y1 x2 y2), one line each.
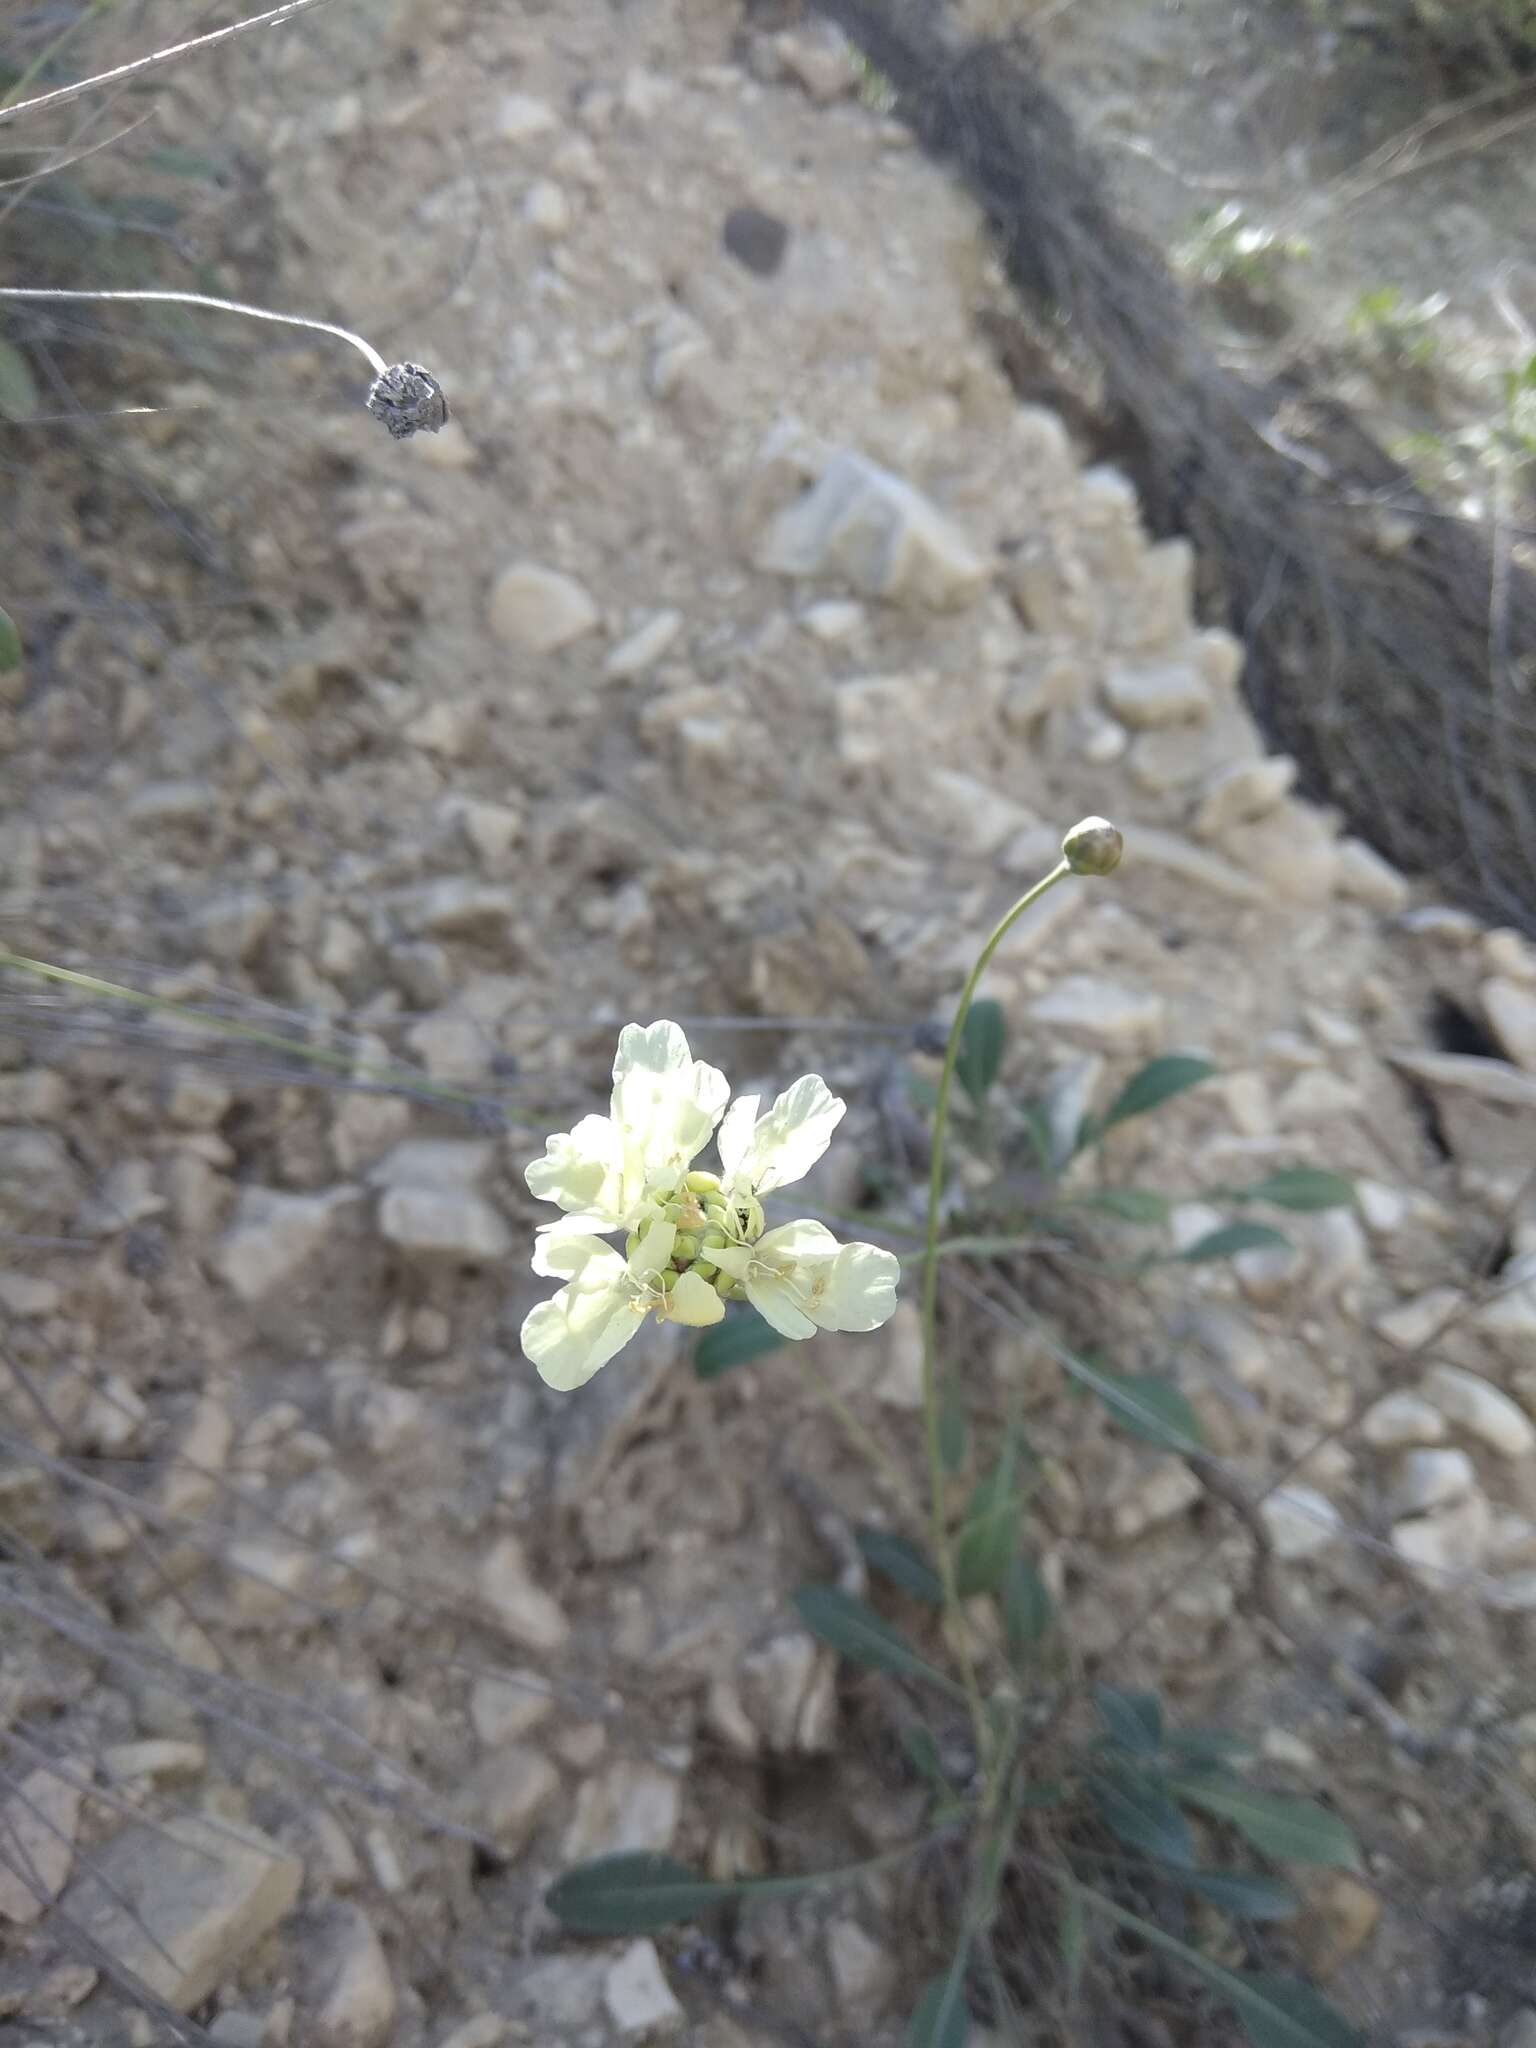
521 1023 899 1390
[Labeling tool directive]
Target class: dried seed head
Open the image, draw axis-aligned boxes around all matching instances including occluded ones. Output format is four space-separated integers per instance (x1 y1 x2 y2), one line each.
1062 815 1123 876
366 361 449 439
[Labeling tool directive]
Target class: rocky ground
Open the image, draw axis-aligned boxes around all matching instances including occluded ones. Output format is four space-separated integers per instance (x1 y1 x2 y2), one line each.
4 0 1536 2043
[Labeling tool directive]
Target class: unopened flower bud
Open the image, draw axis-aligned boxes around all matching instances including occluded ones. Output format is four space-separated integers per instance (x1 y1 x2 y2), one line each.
686 1170 722 1194
1062 816 1123 877
692 1257 718 1280
674 1233 701 1263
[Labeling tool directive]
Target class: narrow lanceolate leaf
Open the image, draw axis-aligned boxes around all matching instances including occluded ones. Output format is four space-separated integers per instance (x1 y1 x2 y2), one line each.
1072 1186 1173 1224
545 1852 820 1933
856 1527 944 1605
1093 1683 1164 1757
938 1377 967 1472
953 1437 1023 1598
956 998 1006 1109
1081 1367 1203 1454
793 1585 963 1698
0 340 39 423
1170 1776 1361 1869
0 604 20 673
1179 1869 1297 1921
1230 1973 1365 2048
1078 1892 1366 2048
907 1962 971 2048
1088 1763 1195 1868
1002 1554 1053 1657
1230 1167 1355 1213
1100 1055 1218 1135
1177 1221 1290 1263
1166 1728 1254 1769
695 1308 785 1379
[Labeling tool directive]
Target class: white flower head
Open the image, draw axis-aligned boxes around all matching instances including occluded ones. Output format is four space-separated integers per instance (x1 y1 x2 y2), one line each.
521 1022 898 1391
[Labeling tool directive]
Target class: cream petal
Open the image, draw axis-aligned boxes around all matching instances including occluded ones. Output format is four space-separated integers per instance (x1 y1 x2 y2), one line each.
724 1075 845 1197
532 1231 623 1282
610 1021 729 1181
743 1267 819 1341
816 1240 901 1333
715 1094 760 1186
665 1270 726 1327
525 1113 629 1226
520 1257 644 1390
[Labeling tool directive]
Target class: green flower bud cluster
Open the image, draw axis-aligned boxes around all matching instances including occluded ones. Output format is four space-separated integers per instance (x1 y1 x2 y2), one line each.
626 1168 763 1301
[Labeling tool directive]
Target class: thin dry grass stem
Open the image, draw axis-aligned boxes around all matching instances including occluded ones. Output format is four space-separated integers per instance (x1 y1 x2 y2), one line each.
0 0 340 129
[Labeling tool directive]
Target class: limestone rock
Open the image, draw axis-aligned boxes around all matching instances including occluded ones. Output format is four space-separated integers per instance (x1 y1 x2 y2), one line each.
1260 1486 1342 1561
755 449 990 610
477 1536 570 1653
57 1814 301 2012
603 1940 685 2037
1390 1489 1492 1582
374 1143 510 1264
1101 658 1212 728
826 1920 895 2017
488 562 599 651
0 1757 88 1924
1361 1392 1448 1449
603 610 682 681
1422 1364 1535 1458
738 1629 830 1753
1388 1447 1476 1518
1029 976 1164 1049
1109 1460 1202 1541
461 1746 560 1855
470 1670 557 1747
307 1903 396 2048
210 1185 360 1303
1335 838 1410 912
495 93 557 141
1484 977 1536 1072
562 1761 681 1861
1192 756 1297 838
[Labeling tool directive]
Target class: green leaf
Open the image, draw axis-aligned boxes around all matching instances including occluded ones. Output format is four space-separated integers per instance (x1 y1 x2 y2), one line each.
793 1584 963 1697
1002 1554 1053 1657
1231 1167 1355 1212
857 1527 944 1605
956 998 1006 1108
1077 1893 1364 2048
0 604 20 673
1178 1221 1290 1263
907 1965 971 2048
1166 1728 1254 1769
1231 1973 1364 2048
1179 1869 1296 1921
1170 1776 1360 1869
900 1723 946 1786
0 339 39 423
146 145 229 178
1094 1683 1164 1756
1088 1763 1195 1868
1085 1368 1202 1453
695 1309 785 1380
544 1852 795 1933
1073 1187 1172 1224
953 1438 1022 1597
1100 1055 1217 1135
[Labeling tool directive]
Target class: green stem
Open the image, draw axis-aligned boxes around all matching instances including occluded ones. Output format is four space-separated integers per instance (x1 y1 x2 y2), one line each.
0 949 490 1114
920 858 1073 1761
